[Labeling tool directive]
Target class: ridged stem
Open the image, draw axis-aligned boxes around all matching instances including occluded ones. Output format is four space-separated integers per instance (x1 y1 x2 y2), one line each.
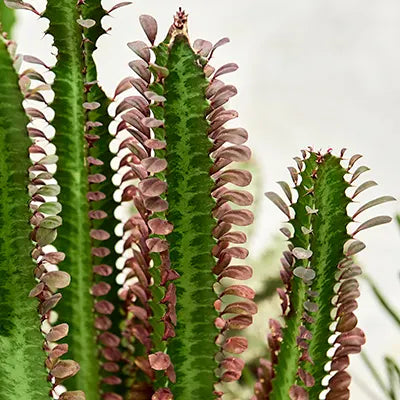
0 36 49 400
43 1 97 396
304 154 351 398
164 34 219 399
269 154 316 400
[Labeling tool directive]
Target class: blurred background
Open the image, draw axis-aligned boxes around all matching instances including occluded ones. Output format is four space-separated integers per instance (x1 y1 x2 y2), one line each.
11 0 400 398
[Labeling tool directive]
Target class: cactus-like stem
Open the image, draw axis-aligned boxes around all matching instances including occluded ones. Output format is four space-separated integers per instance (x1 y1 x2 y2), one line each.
258 148 393 400
163 32 220 398
81 2 127 398
42 1 125 398
0 32 50 400
42 0 94 392
117 9 255 399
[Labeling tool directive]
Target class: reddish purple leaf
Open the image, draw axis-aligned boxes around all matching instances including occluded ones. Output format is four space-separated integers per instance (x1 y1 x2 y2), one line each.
59 392 86 400
325 389 350 400
328 371 351 391
218 265 253 281
107 1 132 14
141 157 168 173
222 301 257 316
209 37 230 59
146 238 169 253
214 63 239 79
139 15 158 45
51 360 80 380
127 40 151 63
91 282 111 296
95 300 115 315
142 117 164 128
193 39 213 57
223 336 248 353
289 385 308 400
41 271 71 289
152 388 173 400
149 352 171 371
226 314 253 330
331 356 350 371
144 196 169 212
148 218 174 235
298 369 315 387
216 169 252 187
220 209 254 226
113 77 132 99
46 323 69 342
214 145 251 163
23 55 50 69
129 60 151 83
336 313 358 332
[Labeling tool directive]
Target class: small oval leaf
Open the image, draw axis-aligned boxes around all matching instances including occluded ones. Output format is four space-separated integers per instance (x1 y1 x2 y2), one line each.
265 192 291 219
353 215 392 235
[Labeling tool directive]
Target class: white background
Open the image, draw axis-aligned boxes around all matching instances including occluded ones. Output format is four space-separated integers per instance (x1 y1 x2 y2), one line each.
13 1 400 398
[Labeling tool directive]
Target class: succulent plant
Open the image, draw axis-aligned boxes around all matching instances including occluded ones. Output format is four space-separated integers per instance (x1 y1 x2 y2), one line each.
0 2 395 400
254 149 394 400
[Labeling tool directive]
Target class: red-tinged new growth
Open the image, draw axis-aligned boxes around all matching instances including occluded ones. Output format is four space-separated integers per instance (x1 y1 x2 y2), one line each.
254 148 393 400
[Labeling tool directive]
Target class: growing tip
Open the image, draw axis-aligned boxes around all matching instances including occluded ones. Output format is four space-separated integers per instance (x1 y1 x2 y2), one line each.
169 7 189 40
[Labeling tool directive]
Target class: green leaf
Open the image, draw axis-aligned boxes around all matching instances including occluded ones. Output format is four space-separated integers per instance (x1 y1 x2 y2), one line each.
36 227 57 246
37 184 61 196
38 154 58 164
0 37 50 400
40 215 63 229
38 201 62 215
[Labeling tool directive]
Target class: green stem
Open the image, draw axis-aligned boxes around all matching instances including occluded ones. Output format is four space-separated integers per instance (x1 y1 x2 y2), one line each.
305 154 351 398
0 37 49 400
164 35 219 399
270 154 316 399
43 1 98 397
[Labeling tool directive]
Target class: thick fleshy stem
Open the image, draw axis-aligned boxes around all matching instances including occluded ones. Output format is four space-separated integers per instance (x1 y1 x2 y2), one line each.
116 10 255 398
257 148 393 400
0 30 82 399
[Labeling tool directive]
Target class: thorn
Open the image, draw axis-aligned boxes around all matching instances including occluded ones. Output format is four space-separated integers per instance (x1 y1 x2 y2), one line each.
311 169 318 179
301 226 313 235
304 186 314 196
316 153 325 164
305 205 318 215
